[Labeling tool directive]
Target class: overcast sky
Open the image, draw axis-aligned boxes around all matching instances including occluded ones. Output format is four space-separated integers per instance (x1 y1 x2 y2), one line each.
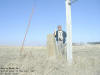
0 0 100 46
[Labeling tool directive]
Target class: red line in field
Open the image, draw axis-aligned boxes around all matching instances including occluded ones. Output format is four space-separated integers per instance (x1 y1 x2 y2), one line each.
20 8 34 56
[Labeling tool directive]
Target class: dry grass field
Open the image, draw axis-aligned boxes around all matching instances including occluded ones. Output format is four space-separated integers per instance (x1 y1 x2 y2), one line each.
0 45 100 75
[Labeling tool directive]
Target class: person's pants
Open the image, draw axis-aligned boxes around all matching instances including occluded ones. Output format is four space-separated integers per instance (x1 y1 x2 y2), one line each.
57 41 66 56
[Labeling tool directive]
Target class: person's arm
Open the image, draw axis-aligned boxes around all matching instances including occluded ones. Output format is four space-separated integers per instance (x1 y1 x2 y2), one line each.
64 31 67 38
63 31 67 43
65 32 67 38
54 30 57 37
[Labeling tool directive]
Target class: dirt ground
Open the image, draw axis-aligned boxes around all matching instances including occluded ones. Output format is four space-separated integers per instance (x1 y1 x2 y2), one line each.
0 45 100 75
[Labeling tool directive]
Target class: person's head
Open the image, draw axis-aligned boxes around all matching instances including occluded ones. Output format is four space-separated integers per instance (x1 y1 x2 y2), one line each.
58 25 62 31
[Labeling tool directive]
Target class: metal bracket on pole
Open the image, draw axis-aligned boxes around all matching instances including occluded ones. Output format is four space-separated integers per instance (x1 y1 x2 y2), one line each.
66 0 78 5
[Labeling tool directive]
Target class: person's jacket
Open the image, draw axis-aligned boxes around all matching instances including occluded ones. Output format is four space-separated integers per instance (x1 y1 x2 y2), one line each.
55 30 67 44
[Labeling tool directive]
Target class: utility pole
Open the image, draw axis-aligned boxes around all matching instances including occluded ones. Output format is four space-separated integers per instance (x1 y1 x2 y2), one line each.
65 0 73 64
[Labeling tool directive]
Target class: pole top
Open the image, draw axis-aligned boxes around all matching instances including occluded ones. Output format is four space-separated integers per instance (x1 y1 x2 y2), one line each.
65 0 78 5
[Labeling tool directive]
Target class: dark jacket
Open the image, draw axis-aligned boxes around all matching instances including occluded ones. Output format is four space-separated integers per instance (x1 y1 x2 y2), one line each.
55 30 67 44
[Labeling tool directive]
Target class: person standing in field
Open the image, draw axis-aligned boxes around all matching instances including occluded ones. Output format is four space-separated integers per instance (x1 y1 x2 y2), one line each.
54 25 67 56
